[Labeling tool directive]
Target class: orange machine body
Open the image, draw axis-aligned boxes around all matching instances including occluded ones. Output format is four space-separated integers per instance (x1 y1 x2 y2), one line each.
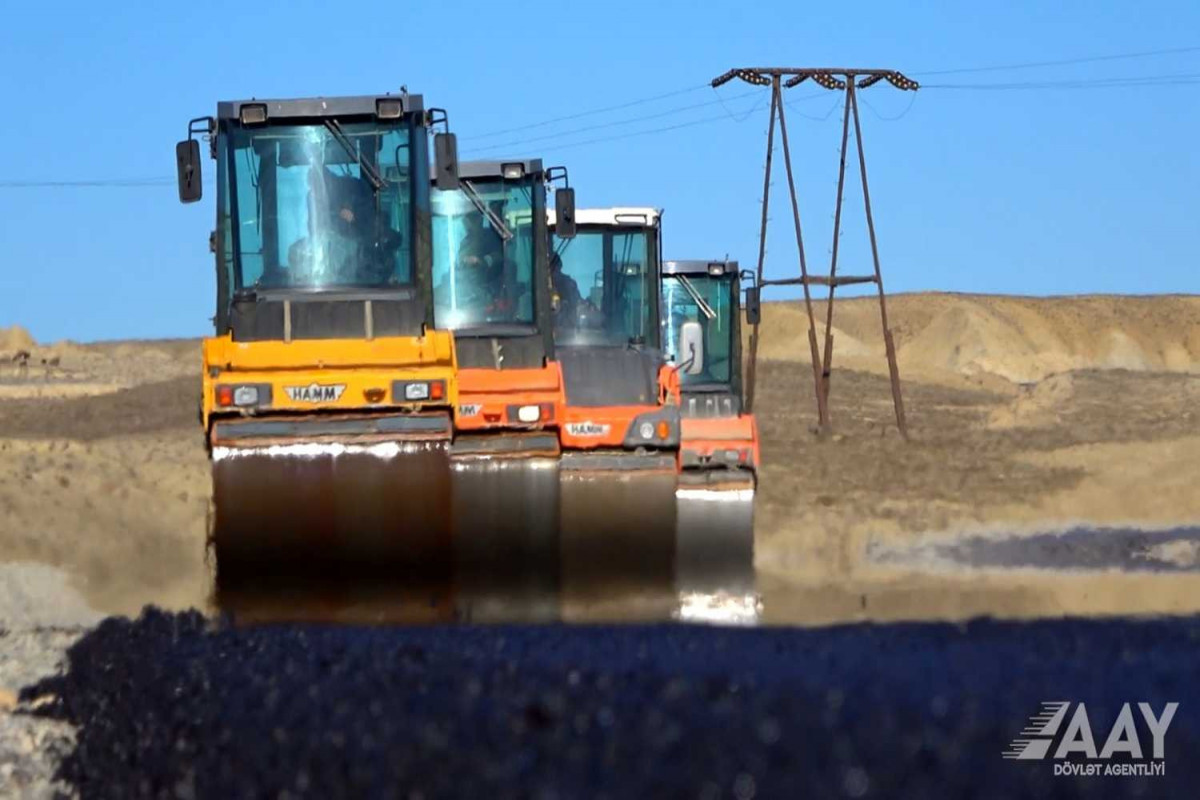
558 364 680 450
430 158 565 450
453 362 566 432
660 258 759 485
678 412 760 474
548 207 682 466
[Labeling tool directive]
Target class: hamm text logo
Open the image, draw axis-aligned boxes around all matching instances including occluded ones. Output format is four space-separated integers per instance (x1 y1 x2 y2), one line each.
284 383 347 403
1004 701 1177 777
565 421 610 437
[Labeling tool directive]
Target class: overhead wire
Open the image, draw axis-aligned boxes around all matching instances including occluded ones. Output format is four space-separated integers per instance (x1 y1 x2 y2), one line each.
482 88 848 157
785 92 848 122
462 88 762 155
923 72 1200 90
913 44 1200 77
523 104 766 155
507 87 845 154
464 86 806 156
4 44 1198 187
712 87 766 123
858 92 919 121
460 83 712 140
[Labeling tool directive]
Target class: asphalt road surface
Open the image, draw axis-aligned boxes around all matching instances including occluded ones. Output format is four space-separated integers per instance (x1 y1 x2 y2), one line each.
25 610 1200 799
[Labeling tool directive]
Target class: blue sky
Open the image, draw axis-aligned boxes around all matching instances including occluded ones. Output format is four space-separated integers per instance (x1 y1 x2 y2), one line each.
0 0 1196 342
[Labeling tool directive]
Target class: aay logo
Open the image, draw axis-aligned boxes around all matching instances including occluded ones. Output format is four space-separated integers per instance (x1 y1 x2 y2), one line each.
458 404 483 417
284 383 346 403
565 421 610 437
1004 701 1177 777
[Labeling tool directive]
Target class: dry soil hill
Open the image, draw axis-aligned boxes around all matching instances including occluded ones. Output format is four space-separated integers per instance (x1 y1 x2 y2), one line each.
0 294 1198 625
754 293 1200 387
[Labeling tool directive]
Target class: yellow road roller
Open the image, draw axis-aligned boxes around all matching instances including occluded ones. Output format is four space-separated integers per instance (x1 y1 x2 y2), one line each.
176 92 464 592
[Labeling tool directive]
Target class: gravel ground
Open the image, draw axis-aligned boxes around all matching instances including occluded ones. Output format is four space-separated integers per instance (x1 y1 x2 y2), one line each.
0 563 102 799
1 630 81 799
23 609 1200 799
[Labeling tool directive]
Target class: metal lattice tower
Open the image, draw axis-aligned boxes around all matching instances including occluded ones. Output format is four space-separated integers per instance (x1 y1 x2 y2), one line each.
713 67 917 439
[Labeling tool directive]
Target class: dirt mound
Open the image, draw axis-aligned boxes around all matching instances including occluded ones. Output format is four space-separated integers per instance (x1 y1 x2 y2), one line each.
0 325 35 354
753 304 874 363
898 302 1053 382
755 293 1200 385
0 334 200 404
987 373 1075 429
0 434 210 615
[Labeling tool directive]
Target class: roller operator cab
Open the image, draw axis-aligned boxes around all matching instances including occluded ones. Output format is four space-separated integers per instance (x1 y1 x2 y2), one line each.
430 160 573 445
546 207 681 457
175 93 465 584
662 259 760 626
545 207 683 623
662 259 760 485
428 161 576 620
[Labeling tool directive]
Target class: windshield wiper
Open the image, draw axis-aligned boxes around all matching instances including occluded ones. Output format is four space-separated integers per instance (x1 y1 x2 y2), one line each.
323 119 384 192
676 275 717 320
460 180 513 241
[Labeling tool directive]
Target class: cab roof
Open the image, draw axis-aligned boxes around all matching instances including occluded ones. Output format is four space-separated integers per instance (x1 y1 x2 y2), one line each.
663 259 740 276
548 206 662 228
217 93 424 121
452 159 545 180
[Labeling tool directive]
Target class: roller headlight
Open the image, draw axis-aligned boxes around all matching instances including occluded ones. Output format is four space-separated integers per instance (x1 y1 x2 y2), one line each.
232 386 259 406
215 383 270 408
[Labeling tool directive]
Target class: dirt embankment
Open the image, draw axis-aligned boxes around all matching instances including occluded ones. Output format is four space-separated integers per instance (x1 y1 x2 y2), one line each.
0 293 1198 624
755 293 1200 386
0 327 198 400
0 326 36 354
751 361 1200 623
737 293 1200 622
0 375 210 616
753 365 1200 565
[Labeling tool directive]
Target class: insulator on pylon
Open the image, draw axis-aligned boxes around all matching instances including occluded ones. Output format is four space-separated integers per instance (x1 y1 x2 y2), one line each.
735 69 770 86
884 72 919 91
812 73 847 91
711 69 737 88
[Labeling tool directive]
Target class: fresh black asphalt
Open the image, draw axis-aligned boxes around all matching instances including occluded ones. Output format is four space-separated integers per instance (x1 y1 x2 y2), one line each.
25 609 1200 799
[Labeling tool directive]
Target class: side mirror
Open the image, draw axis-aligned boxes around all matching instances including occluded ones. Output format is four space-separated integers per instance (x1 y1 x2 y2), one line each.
176 139 202 203
744 286 761 325
554 187 576 239
680 320 704 375
434 133 459 190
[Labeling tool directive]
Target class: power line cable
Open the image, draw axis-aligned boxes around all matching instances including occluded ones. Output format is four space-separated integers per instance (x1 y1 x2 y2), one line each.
712 87 767 123
463 86 825 156
913 44 1200 77
460 83 711 140
523 110 760 155
9 50 1199 187
786 93 848 122
924 71 1200 90
858 93 919 121
512 86 827 155
463 89 761 155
